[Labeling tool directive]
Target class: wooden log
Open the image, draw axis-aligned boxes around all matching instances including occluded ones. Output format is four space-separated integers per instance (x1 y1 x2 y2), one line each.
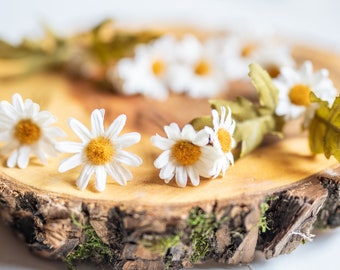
0 45 339 270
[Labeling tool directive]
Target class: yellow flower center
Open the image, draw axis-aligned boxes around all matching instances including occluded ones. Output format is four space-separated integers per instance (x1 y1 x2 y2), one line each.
266 65 280 78
194 60 211 76
171 140 201 166
288 84 311 106
241 44 256 57
151 59 165 76
14 119 41 145
85 136 114 165
217 128 232 153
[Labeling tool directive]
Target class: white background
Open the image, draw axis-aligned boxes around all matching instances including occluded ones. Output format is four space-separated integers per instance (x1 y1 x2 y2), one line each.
0 1 339 269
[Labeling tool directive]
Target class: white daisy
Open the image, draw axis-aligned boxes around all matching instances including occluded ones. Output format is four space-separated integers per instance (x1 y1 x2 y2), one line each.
167 35 228 98
108 35 176 100
220 35 254 81
250 42 296 78
0 93 65 169
205 107 236 178
274 61 338 120
151 123 222 187
56 109 142 192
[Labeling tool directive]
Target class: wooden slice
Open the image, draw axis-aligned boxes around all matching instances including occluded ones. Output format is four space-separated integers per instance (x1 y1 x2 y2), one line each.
0 45 339 270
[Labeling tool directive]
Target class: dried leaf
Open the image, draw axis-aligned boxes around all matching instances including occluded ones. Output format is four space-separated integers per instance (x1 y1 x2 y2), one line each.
249 62 279 114
309 93 340 162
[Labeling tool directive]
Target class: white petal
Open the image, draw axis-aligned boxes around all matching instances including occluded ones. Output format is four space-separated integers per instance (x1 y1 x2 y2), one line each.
181 124 196 140
68 118 92 142
175 166 188 187
187 166 200 186
39 139 59 157
7 150 18 168
154 150 170 168
56 141 83 153
32 144 48 165
95 166 107 192
26 102 40 118
112 162 133 185
17 146 31 169
106 114 126 138
1 101 19 120
0 131 11 141
193 129 209 146
114 132 141 148
164 123 181 140
105 163 126 186
77 165 94 190
44 126 66 139
159 162 175 182
151 134 174 150
58 153 83 172
12 93 25 114
115 150 142 167
35 111 57 126
91 109 105 137
212 109 220 129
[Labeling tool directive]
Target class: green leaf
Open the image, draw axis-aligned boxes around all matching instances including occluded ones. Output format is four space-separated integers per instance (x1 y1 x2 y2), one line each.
210 96 257 121
309 93 340 161
249 62 279 114
236 114 276 157
190 115 212 131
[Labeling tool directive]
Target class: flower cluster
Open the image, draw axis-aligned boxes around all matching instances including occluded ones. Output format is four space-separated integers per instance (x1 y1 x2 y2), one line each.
151 107 236 187
0 59 338 190
0 94 142 192
107 33 295 100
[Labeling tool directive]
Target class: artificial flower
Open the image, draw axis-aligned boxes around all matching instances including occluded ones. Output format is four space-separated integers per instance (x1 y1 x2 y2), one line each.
0 93 65 168
205 106 236 177
274 61 338 121
167 35 228 98
56 109 142 192
108 35 176 100
151 123 222 187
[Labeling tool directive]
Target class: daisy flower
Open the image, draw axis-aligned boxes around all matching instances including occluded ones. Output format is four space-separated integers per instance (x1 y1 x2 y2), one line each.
0 93 65 169
167 35 228 98
205 106 236 178
151 123 222 187
250 42 296 78
56 109 142 192
108 35 176 100
274 61 338 121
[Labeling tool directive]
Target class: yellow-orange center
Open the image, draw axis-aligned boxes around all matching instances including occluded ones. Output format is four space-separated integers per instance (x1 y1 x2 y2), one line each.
171 140 201 166
194 60 211 76
85 136 114 165
241 44 256 57
217 128 232 153
288 84 311 106
151 60 165 76
266 65 281 78
14 119 41 145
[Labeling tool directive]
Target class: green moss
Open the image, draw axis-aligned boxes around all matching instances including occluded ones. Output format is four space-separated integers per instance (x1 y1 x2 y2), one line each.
258 195 279 233
187 208 222 263
139 233 181 256
63 214 113 270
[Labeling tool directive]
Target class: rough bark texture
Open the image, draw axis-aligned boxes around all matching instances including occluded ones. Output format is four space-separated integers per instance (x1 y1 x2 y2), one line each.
0 168 339 270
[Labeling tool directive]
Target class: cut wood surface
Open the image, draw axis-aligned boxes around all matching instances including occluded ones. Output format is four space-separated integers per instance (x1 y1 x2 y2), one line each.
0 45 339 269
